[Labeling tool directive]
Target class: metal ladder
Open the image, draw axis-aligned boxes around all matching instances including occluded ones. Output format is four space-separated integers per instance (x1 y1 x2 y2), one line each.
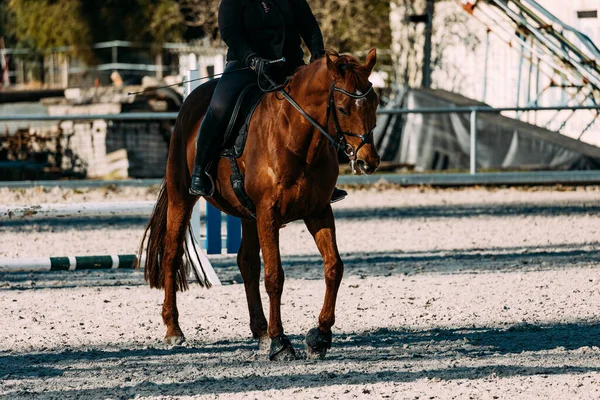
460 0 600 140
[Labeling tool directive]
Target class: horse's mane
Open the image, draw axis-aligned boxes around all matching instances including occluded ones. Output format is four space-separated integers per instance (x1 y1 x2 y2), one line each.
294 49 371 91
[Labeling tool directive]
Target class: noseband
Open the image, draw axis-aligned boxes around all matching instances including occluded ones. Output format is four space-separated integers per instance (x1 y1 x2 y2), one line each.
275 79 375 163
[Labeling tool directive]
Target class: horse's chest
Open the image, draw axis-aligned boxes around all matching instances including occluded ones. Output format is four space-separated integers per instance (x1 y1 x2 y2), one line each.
279 176 332 221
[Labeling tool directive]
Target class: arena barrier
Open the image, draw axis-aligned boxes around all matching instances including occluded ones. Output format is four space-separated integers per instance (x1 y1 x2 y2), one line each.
0 249 221 285
0 200 226 285
0 200 240 255
0 201 155 219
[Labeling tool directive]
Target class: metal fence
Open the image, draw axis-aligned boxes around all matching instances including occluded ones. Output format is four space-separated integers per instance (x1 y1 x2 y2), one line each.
377 105 600 175
1 104 599 176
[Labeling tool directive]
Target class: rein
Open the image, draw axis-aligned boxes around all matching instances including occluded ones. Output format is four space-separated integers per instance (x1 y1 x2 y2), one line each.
261 72 375 164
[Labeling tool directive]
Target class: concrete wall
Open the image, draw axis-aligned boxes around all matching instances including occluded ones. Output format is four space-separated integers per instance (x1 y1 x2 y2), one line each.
58 119 170 179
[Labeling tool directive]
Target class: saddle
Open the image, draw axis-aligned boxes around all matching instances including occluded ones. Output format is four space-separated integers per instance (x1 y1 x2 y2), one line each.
219 84 264 217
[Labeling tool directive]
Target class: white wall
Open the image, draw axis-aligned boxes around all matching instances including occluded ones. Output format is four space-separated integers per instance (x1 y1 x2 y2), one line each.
390 0 600 146
178 53 226 79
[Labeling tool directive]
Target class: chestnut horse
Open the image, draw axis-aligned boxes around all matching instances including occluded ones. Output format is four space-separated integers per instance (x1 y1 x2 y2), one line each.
137 49 381 360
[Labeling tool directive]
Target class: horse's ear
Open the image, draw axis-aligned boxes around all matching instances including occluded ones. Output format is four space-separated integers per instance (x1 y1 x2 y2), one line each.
364 48 377 74
326 54 340 79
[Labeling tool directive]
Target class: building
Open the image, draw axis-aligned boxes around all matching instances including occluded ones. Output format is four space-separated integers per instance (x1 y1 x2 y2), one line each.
390 0 600 146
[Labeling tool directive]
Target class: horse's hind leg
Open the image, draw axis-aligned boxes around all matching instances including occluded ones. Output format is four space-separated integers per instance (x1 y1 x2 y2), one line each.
303 205 343 359
162 189 195 345
237 220 269 351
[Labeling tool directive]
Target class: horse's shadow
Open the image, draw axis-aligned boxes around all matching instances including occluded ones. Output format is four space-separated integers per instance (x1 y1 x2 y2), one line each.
332 202 600 220
2 321 600 398
333 321 600 355
2 200 597 232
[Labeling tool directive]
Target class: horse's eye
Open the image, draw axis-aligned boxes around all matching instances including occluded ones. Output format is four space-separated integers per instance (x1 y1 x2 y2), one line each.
337 107 348 116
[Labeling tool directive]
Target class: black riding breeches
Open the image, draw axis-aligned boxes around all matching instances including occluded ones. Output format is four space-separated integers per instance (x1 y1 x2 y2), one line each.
193 61 256 169
208 61 257 138
194 60 291 170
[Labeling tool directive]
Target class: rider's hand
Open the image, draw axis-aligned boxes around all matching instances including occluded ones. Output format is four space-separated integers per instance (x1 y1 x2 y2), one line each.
245 53 269 76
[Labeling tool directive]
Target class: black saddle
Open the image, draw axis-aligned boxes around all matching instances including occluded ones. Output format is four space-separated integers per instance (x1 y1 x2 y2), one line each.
219 84 264 217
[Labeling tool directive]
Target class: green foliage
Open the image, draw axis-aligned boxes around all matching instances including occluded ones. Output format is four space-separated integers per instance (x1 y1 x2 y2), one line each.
308 0 392 54
177 0 393 54
9 0 91 53
0 0 16 42
1 0 390 59
141 0 185 45
81 0 184 45
3 0 184 55
176 0 392 54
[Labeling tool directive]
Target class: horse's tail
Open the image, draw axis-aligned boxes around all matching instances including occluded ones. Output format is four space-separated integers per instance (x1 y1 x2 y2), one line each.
136 79 217 290
136 180 180 289
136 122 210 291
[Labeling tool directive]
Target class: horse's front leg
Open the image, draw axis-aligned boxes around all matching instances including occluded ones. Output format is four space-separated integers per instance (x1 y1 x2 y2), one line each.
237 220 269 352
303 205 343 359
256 207 296 361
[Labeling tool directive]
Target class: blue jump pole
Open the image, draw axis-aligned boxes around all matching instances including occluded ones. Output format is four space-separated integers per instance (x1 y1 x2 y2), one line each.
205 204 222 254
226 215 242 253
205 207 241 254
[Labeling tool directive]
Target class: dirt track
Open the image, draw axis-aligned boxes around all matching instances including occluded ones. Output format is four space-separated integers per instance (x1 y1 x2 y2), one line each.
1 185 600 399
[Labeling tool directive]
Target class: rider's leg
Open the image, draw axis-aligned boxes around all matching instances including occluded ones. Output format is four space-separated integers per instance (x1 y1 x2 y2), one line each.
189 108 221 196
190 62 256 196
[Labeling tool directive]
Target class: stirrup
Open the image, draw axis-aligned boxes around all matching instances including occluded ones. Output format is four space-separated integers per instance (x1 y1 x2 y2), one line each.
189 171 215 197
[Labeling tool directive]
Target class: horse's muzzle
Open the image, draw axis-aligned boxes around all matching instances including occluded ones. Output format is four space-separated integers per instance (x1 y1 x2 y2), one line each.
356 159 378 175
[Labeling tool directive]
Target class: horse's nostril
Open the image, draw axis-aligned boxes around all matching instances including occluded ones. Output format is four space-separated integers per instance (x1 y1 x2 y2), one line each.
357 160 376 175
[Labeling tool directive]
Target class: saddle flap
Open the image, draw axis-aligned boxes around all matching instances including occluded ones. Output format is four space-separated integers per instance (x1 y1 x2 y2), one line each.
221 84 264 159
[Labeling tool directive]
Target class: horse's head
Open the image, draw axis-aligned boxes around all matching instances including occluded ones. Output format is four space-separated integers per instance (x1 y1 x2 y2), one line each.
324 49 381 175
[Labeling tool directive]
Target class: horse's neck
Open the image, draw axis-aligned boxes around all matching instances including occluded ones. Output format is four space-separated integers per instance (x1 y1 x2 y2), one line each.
267 66 333 164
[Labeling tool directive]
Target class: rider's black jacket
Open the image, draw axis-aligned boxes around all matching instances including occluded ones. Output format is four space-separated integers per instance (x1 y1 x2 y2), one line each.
219 0 325 70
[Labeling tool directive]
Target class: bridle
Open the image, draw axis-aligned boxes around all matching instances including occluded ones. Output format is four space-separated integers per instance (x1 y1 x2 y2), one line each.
327 82 375 161
261 73 375 166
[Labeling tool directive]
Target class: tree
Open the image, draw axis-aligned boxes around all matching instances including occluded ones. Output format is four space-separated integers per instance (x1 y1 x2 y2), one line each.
4 0 185 55
2 0 391 64
0 0 16 43
179 0 220 40
390 0 480 88
176 0 392 54
8 0 91 56
309 0 392 54
81 0 184 46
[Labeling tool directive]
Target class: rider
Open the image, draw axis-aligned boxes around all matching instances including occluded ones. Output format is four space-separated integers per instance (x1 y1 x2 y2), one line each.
189 0 348 203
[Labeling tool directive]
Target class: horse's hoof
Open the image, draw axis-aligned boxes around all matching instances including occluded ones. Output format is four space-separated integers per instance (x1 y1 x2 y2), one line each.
258 335 271 354
164 335 185 346
269 334 296 361
305 327 332 360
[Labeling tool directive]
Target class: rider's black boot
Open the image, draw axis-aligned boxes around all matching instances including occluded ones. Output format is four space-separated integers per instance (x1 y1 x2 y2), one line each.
190 109 221 197
330 187 347 203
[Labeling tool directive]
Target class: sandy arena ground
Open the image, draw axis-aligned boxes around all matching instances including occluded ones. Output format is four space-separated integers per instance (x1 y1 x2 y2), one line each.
1 184 600 399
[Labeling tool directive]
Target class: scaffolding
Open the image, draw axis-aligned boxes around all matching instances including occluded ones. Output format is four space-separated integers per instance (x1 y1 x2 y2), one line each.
460 0 600 141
